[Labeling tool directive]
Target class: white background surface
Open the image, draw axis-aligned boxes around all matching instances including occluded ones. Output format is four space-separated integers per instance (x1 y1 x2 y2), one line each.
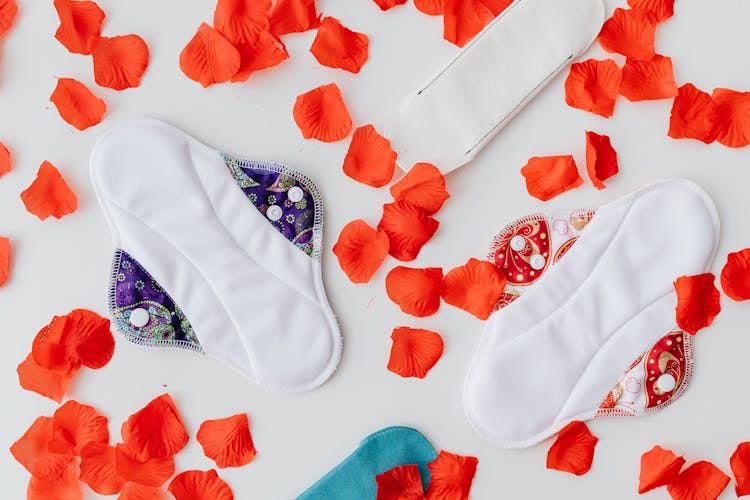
1 0 749 498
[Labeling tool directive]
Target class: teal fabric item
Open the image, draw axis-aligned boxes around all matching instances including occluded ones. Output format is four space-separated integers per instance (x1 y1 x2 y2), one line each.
296 426 437 499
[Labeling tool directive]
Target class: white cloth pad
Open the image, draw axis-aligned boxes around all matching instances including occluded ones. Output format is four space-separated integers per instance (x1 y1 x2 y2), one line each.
384 0 605 173
463 180 720 448
91 119 341 393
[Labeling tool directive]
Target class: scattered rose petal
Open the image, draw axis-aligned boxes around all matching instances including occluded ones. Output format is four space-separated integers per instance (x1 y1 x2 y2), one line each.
376 464 425 500
598 8 657 61
425 450 478 500
638 445 686 494
387 327 444 379
197 414 256 468
333 220 390 283
478 0 513 16
50 78 106 131
64 309 115 369
21 161 78 220
0 0 18 37
674 273 721 335
441 258 506 320
443 0 493 47
0 236 9 286
342 124 397 187
310 17 369 73
10 416 74 479
378 201 439 262
92 35 150 90
372 0 408 11
667 461 730 500
565 59 622 118
32 314 76 372
168 469 234 500
293 83 352 142
627 0 674 22
721 248 750 301
620 55 678 102
585 131 619 190
546 421 598 476
80 443 127 495
121 394 189 461
49 400 109 456
214 0 271 44
731 443 750 497
180 23 241 87
712 88 750 148
53 0 104 54
230 31 289 83
119 482 166 500
27 460 82 500
389 163 450 216
17 354 77 403
115 443 175 487
269 0 320 37
0 141 10 176
414 0 444 15
521 155 583 201
386 266 443 317
668 83 720 144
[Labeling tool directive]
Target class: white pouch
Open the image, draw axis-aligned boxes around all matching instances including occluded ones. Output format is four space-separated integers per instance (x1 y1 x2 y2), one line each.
463 179 720 448
384 0 606 173
91 119 341 393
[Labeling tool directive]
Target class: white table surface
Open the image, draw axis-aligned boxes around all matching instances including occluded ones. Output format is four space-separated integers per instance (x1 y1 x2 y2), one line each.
2 0 749 498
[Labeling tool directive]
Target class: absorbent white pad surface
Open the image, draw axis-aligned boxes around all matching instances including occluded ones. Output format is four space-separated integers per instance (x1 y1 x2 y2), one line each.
90 119 341 393
384 0 606 173
463 179 720 448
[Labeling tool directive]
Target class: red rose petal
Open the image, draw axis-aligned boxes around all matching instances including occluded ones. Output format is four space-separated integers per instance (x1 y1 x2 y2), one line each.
674 273 721 335
50 78 106 131
92 35 150 90
49 400 109 456
63 309 115 369
638 445 686 494
386 266 443 317
414 0 444 15
546 421 598 476
668 83 720 144
598 8 657 61
712 88 750 148
721 248 750 301
0 236 9 286
17 353 78 403
333 220 390 284
53 0 103 54
565 59 622 118
619 54 678 102
585 131 619 190
0 141 11 176
230 31 289 83
667 461 730 500
443 0 493 47
79 442 127 495
311 17 369 73
372 0 407 11
180 23 241 87
478 0 513 16
27 460 82 500
627 0 674 22
731 442 750 497
343 124 397 188
425 450 478 500
197 414 256 468
10 416 74 479
378 201 439 262
168 469 234 500
442 258 506 320
387 327 444 379
376 464 425 500
119 482 166 500
293 83 353 142
121 393 189 461
389 163 450 216
269 0 320 37
214 0 271 45
115 443 175 487
0 0 18 37
21 161 78 220
521 155 583 201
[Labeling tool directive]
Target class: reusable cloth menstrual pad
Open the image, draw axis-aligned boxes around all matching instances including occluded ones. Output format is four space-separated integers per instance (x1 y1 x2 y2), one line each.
464 179 720 448
91 119 341 393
